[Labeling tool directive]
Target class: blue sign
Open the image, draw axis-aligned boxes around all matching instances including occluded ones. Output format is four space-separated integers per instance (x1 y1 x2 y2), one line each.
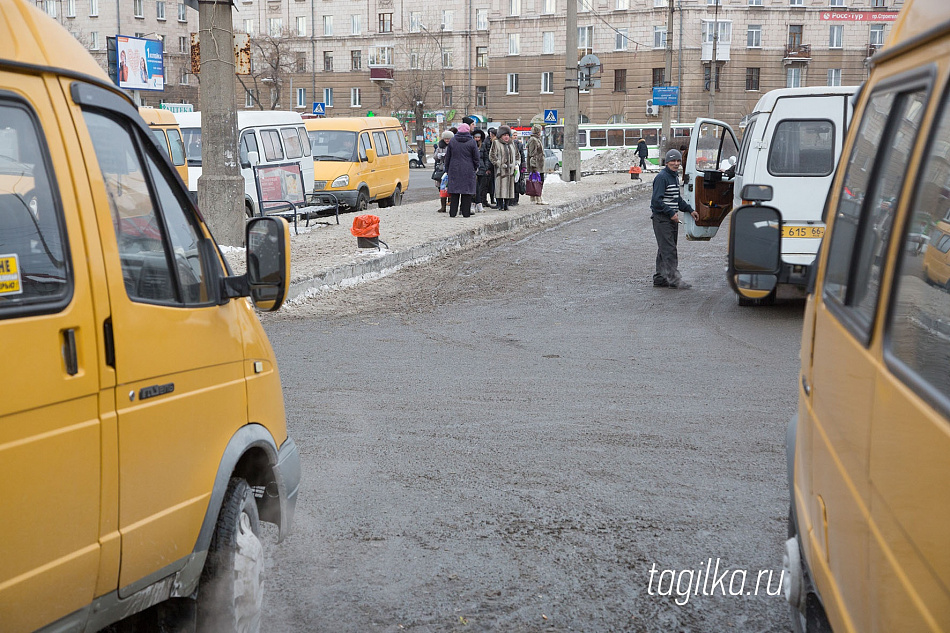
312 102 326 116
652 87 679 107
544 109 558 124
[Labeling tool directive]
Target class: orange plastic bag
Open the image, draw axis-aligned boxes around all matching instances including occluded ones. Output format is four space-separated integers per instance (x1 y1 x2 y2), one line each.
350 214 380 238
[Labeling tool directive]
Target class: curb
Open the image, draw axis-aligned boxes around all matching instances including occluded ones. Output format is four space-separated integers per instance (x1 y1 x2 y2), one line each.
287 179 651 301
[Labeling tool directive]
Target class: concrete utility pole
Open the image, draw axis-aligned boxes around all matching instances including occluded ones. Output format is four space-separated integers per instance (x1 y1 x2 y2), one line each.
198 0 244 247
562 0 581 182
661 0 673 159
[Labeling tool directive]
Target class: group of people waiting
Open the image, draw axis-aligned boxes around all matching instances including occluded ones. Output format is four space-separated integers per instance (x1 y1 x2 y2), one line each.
432 118 547 218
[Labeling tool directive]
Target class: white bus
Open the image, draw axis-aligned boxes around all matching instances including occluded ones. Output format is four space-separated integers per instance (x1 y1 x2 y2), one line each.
543 122 693 166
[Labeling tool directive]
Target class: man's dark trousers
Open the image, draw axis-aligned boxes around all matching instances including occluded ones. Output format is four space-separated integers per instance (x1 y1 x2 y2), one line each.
652 213 680 286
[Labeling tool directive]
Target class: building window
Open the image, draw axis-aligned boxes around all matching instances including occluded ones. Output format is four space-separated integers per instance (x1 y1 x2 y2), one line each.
179 35 188 53
178 2 187 21
409 50 419 69
296 52 307 73
133 0 143 18
443 49 453 68
442 86 453 106
578 26 593 53
409 12 420 32
704 64 722 91
788 24 803 47
787 66 802 88
509 0 521 16
652 67 665 87
828 68 842 86
323 16 332 36
476 85 487 107
297 88 306 108
616 0 628 9
351 87 361 107
830 24 843 48
542 71 554 93
747 24 761 48
509 34 520 55
654 0 669 5
380 86 390 107
542 32 555 54
243 18 254 34
870 24 886 45
543 0 556 13
352 50 362 70
829 0 844 5
352 15 361 35
323 88 333 107
179 66 190 85
615 28 628 51
790 0 804 5
369 47 394 65
323 51 333 72
89 0 98 16
507 73 519 94
42 1 55 18
269 18 282 37
748 0 762 5
707 0 721 4
703 21 732 45
476 9 488 30
654 26 667 49
157 1 166 20
578 0 590 13
66 0 75 17
296 17 307 37
442 10 454 30
746 67 760 90
872 0 885 5
90 31 100 50
379 13 392 33
476 47 487 67
614 68 627 92
245 89 256 108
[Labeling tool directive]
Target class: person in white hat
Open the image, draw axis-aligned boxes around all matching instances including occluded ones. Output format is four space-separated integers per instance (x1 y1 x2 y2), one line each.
650 149 699 289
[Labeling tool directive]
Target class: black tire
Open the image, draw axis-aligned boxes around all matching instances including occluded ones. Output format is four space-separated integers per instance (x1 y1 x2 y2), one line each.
196 478 263 633
245 202 254 219
389 185 403 207
409 159 421 168
355 190 369 212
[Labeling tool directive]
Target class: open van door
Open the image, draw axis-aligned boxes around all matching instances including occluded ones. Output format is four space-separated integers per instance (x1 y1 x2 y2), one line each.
682 118 739 241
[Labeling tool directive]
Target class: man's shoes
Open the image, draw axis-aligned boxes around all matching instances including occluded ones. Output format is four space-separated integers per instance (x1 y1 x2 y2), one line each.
653 280 670 288
668 281 692 289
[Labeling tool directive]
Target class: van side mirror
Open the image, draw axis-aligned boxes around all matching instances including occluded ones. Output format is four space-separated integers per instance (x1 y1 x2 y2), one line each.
246 217 291 311
741 184 773 202
365 148 376 163
247 150 260 167
728 205 782 300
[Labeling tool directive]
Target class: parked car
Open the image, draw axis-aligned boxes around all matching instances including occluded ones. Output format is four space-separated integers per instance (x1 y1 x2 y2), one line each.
409 149 426 168
543 148 560 173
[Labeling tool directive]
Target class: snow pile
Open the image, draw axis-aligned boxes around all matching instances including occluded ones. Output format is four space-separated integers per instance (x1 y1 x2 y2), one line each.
581 148 643 172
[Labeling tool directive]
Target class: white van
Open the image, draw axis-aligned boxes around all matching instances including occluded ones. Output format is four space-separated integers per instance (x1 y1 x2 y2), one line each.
176 111 314 217
680 86 857 303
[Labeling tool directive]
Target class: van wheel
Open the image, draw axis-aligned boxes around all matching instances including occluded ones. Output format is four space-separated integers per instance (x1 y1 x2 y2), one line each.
245 203 254 219
390 186 403 207
355 190 369 212
196 478 263 633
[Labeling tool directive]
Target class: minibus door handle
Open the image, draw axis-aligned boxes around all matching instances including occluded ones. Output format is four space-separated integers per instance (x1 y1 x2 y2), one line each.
62 328 78 376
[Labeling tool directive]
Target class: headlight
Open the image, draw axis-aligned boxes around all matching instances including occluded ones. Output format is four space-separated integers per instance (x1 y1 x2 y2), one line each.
331 175 349 188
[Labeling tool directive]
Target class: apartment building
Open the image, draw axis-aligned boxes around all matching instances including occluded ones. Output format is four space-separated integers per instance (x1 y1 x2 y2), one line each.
48 0 902 128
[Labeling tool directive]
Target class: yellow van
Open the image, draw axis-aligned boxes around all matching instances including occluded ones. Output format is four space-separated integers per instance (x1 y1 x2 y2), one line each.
0 2 299 631
728 1 950 629
304 116 409 211
138 106 189 185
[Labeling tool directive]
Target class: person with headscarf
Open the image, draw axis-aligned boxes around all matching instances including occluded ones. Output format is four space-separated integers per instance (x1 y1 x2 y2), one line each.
433 130 454 213
473 129 492 211
489 126 520 210
486 128 498 206
443 123 480 218
512 132 527 206
526 124 547 205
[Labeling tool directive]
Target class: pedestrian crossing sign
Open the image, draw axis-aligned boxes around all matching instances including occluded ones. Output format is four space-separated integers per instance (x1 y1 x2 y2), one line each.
312 102 326 116
544 109 558 124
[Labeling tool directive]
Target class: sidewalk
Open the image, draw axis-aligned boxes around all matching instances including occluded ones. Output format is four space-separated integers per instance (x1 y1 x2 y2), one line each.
230 171 657 304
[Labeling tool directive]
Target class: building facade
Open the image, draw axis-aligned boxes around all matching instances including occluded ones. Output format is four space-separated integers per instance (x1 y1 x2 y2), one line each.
46 0 902 129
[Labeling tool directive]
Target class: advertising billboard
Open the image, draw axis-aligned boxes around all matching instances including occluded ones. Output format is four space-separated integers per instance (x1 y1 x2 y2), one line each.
116 35 164 91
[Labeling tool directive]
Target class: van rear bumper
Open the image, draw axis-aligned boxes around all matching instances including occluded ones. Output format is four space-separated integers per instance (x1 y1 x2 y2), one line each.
275 437 301 541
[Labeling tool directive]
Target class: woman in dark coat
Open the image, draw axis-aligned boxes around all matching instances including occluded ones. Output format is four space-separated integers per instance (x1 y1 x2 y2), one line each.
443 123 480 218
474 129 493 210
636 138 649 169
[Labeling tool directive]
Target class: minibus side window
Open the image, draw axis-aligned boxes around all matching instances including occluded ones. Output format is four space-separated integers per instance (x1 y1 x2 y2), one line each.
260 129 284 161
240 130 258 167
889 95 950 401
386 129 404 155
0 102 71 314
280 127 303 159
296 126 311 156
166 129 186 166
359 133 371 160
372 131 390 157
151 129 171 157
824 88 929 336
736 114 759 177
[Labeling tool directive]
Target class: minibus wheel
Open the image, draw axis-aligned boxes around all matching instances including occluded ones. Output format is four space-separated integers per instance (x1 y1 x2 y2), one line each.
196 477 263 633
356 190 369 212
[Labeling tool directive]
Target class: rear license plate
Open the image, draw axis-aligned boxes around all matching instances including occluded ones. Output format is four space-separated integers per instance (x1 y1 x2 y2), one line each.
782 225 825 238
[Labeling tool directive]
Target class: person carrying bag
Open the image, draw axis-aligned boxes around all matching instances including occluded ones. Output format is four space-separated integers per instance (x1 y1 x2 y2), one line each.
525 124 547 205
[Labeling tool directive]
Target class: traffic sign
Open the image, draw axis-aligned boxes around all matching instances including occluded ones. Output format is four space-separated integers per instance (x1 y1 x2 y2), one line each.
652 87 679 107
544 109 558 124
312 102 326 116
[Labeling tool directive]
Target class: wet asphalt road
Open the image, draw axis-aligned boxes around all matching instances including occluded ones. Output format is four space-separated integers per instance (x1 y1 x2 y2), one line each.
260 189 803 632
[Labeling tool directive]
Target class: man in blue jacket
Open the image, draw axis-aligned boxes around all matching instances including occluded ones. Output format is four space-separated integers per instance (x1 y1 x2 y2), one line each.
651 149 700 289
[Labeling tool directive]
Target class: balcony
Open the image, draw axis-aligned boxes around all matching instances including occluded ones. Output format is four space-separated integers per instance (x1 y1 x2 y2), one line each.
701 41 731 61
369 65 394 81
784 44 811 63
867 43 883 58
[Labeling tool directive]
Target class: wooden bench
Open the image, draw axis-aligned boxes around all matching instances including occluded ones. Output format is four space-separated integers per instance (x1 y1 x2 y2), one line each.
253 162 339 233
